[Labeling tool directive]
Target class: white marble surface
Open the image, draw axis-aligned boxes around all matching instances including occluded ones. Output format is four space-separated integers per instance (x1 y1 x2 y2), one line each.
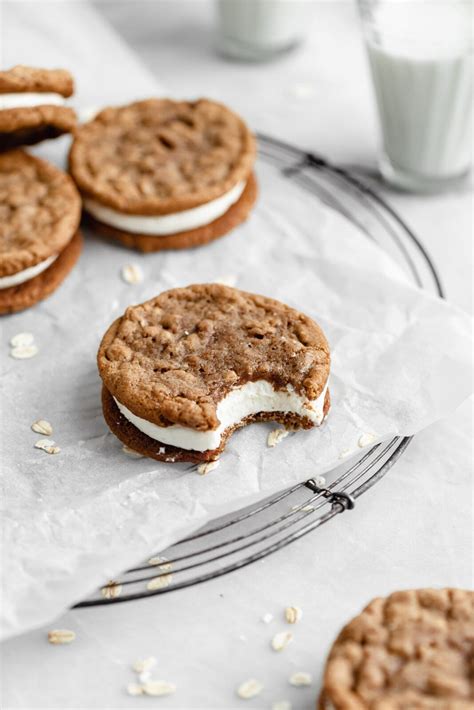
1 2 472 709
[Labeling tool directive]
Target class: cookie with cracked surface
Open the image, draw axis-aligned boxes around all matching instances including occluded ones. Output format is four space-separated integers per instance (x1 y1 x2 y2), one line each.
69 98 257 251
0 65 76 151
318 588 474 710
0 150 82 314
98 284 330 463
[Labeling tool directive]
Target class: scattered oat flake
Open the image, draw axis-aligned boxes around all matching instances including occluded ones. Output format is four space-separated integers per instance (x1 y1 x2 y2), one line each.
289 671 312 687
314 475 326 487
358 432 376 448
339 448 352 459
285 606 303 624
273 702 292 710
48 629 75 645
147 556 172 570
142 680 176 697
10 344 38 359
10 332 34 348
271 630 293 651
122 444 144 458
34 438 55 450
267 428 289 447
261 612 274 624
197 460 219 475
237 679 264 699
31 419 53 436
121 263 143 284
101 581 122 599
301 505 315 512
146 574 173 591
126 682 143 696
214 274 237 287
132 656 157 674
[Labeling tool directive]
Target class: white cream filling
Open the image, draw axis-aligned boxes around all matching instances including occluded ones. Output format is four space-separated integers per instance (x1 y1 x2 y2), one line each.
0 255 58 289
114 379 329 453
0 92 66 110
84 180 246 236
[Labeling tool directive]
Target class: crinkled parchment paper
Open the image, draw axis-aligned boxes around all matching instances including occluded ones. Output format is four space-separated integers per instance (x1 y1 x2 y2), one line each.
1 2 472 639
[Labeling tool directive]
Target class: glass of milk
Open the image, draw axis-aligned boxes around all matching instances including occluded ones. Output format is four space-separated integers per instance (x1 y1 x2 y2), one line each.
215 0 313 62
359 0 473 192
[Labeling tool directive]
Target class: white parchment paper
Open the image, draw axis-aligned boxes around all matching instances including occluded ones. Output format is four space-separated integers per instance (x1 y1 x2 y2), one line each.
1 2 472 640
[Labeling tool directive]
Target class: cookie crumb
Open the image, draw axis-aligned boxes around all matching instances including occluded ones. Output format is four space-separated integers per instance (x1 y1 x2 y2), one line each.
48 629 75 645
237 679 264 699
31 419 53 436
197 460 219 475
121 263 143 285
285 606 302 624
267 428 289 447
289 671 312 687
358 432 376 448
261 612 273 624
271 630 293 651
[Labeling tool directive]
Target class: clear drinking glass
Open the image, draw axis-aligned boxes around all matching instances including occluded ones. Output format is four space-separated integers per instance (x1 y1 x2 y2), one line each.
215 0 313 62
358 0 473 192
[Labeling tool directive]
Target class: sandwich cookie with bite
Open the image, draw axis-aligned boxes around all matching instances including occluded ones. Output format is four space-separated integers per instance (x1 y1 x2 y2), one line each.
98 284 330 463
0 150 82 314
0 66 76 151
318 588 474 709
69 99 257 252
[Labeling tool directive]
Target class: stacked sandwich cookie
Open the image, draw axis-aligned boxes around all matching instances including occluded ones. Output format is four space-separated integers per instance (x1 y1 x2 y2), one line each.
0 151 82 314
69 98 257 252
98 284 330 463
0 65 76 151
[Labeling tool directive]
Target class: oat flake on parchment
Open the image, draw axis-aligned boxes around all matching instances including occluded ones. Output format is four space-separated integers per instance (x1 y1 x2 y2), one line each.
358 432 376 448
197 460 220 475
31 419 53 436
132 656 157 674
146 574 173 591
47 629 76 644
126 683 143 696
271 630 293 651
34 439 60 454
237 679 264 699
289 671 312 687
10 344 39 359
121 263 143 284
261 612 274 624
101 581 122 599
142 680 176 696
285 606 303 624
267 429 289 447
147 556 172 571
10 332 34 348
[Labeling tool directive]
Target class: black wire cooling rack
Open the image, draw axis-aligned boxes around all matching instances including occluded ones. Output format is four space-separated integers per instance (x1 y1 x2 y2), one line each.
74 134 444 608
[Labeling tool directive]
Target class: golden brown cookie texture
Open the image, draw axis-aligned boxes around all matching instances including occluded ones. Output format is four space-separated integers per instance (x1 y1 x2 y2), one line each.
69 98 256 214
0 66 76 151
85 172 258 253
98 283 330 431
0 66 74 96
318 588 474 710
0 150 82 314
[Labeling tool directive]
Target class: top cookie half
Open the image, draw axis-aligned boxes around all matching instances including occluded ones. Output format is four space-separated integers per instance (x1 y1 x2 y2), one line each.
97 283 330 431
0 66 76 151
69 98 256 215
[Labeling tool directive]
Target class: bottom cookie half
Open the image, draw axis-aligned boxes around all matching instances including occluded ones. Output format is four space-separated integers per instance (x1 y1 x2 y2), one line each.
0 230 83 315
102 385 331 464
85 172 258 253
